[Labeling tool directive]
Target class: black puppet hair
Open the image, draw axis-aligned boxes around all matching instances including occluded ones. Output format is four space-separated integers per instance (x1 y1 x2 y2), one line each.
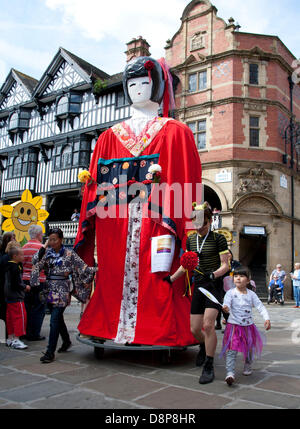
123 56 165 105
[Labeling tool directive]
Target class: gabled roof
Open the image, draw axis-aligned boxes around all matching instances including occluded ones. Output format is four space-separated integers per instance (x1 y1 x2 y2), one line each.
13 69 39 94
63 48 110 82
33 47 111 99
0 69 38 111
105 72 123 87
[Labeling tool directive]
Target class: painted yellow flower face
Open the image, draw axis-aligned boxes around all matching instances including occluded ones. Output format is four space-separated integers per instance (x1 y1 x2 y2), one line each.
0 190 49 243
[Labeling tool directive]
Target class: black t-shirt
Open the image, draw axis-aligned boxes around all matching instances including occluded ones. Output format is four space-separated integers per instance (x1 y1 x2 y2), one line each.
186 231 228 284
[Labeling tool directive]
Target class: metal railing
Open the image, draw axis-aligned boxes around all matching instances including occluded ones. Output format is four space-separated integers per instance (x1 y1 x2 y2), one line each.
47 221 79 238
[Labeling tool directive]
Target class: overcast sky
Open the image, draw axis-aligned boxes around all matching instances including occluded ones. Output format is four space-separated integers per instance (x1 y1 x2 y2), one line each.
0 0 299 86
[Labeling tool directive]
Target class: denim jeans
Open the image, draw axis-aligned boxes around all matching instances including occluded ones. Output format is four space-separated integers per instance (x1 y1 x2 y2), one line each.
24 282 46 338
47 305 70 354
293 286 300 307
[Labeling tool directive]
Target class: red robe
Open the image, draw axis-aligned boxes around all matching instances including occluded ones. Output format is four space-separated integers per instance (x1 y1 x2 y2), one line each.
75 117 202 347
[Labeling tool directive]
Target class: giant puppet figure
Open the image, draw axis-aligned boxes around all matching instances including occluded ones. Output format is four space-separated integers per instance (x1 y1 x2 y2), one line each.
74 57 202 347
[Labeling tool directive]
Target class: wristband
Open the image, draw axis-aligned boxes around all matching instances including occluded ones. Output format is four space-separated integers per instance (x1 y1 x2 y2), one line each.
163 275 173 285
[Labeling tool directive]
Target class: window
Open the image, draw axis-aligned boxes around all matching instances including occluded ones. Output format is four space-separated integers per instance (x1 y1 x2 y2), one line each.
249 63 259 85
53 137 91 171
26 151 38 176
198 71 207 90
188 120 207 150
250 116 260 147
116 91 128 108
13 156 23 177
9 113 19 131
55 92 82 126
8 109 30 133
61 145 72 168
56 96 69 117
188 70 207 92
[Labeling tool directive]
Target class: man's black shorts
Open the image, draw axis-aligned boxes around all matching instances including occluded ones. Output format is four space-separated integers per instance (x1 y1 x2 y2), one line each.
191 279 223 315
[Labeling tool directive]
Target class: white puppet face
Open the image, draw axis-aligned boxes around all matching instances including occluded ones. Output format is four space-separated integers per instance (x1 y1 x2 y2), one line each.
127 76 153 106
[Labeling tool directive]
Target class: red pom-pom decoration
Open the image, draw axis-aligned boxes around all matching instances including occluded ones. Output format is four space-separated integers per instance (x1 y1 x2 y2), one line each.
144 60 155 71
180 251 199 271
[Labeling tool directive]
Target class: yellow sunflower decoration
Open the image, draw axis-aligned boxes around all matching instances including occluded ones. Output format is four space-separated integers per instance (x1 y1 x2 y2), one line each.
0 190 49 243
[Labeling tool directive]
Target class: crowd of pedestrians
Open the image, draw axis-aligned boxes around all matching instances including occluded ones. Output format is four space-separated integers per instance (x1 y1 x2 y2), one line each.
0 214 298 386
0 226 96 363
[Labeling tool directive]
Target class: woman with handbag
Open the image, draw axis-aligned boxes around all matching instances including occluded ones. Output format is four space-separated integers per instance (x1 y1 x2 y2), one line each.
31 228 96 363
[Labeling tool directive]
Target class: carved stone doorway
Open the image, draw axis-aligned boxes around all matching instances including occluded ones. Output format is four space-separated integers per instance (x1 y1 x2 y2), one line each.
239 232 268 298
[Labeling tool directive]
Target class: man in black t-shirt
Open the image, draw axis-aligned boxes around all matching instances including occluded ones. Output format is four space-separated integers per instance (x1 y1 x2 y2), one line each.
165 203 230 385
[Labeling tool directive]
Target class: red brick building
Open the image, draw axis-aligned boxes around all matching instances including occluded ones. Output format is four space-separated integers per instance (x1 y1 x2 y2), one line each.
164 0 300 297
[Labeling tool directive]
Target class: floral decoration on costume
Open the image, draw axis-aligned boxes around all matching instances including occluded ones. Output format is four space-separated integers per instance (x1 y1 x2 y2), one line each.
112 117 173 157
78 170 96 186
148 164 162 183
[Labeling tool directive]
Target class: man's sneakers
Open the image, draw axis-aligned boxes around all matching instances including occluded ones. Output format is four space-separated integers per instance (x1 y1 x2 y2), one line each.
9 339 28 349
57 341 72 353
199 357 215 384
40 351 55 364
195 344 206 367
225 372 235 386
243 362 253 376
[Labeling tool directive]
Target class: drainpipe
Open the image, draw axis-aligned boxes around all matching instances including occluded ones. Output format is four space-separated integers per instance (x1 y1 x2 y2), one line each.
288 75 295 274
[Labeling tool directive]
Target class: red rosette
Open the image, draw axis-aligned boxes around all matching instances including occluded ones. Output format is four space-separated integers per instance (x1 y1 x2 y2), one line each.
180 251 199 271
144 60 155 71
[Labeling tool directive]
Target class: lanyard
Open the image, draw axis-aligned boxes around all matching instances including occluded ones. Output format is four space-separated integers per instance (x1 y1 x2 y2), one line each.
197 229 210 255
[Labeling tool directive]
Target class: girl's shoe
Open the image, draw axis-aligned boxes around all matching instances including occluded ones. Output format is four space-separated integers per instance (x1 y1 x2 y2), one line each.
243 362 252 376
11 339 28 350
6 339 13 347
40 351 55 363
225 373 235 386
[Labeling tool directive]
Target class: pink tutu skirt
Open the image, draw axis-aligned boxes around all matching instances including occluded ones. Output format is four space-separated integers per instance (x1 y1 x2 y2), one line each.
220 323 266 362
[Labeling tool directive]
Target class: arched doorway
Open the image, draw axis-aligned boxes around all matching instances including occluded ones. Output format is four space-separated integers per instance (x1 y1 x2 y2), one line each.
233 193 283 298
204 185 222 211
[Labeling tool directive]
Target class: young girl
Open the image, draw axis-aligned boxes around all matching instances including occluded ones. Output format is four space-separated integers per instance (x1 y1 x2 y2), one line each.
221 266 271 386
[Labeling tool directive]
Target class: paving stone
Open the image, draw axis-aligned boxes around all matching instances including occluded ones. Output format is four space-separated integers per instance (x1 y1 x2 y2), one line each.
143 369 232 395
0 403 29 409
223 400 280 409
228 387 300 409
5 359 86 376
0 372 45 391
136 386 231 409
81 373 168 400
30 389 139 409
266 360 300 376
49 366 116 384
0 348 30 363
256 375 300 396
231 371 270 386
0 380 73 403
0 366 14 375
0 354 37 367
260 352 300 362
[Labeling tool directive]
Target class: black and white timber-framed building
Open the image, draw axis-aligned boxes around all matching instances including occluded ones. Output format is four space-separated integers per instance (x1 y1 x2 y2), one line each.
0 48 130 243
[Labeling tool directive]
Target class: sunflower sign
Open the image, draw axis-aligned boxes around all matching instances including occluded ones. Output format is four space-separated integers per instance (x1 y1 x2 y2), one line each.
0 190 49 244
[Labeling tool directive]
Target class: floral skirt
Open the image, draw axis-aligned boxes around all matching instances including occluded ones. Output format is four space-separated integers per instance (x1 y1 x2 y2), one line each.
220 323 266 362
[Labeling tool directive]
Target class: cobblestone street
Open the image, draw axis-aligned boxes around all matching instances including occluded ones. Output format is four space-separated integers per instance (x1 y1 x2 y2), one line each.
0 301 300 410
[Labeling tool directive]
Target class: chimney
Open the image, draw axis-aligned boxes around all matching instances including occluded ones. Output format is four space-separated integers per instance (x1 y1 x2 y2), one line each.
125 36 151 63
